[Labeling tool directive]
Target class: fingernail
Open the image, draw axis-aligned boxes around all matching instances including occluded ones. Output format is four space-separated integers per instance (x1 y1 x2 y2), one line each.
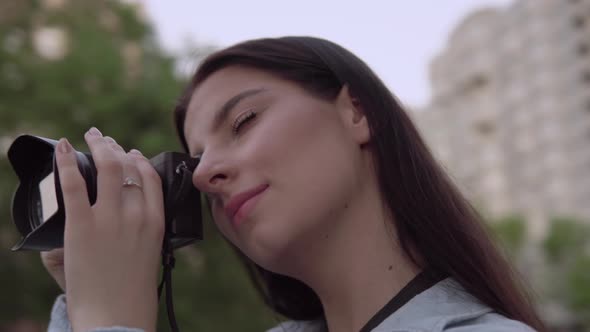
87 127 102 137
129 149 143 156
57 138 72 154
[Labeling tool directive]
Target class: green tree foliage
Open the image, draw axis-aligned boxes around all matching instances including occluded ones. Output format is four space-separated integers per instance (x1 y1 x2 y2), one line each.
567 255 590 324
543 217 590 263
488 215 590 329
542 217 590 328
0 1 275 330
488 215 526 256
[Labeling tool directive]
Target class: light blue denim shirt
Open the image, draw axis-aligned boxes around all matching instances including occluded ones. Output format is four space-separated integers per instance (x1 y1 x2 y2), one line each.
48 294 142 332
48 278 536 332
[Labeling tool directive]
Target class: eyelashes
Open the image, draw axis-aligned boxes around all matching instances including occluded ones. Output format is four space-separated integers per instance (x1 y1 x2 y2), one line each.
231 110 257 135
191 110 259 158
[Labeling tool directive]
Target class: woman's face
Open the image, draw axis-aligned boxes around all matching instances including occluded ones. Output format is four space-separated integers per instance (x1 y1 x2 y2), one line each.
184 66 370 272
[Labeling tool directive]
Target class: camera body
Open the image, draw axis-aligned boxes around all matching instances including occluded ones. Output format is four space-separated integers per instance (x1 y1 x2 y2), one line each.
7 135 203 251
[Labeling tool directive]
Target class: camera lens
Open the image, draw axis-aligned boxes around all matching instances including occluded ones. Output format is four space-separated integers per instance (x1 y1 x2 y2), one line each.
8 135 202 251
30 169 59 228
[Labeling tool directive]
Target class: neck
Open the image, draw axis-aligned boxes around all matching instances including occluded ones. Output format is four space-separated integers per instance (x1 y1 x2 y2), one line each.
279 174 421 332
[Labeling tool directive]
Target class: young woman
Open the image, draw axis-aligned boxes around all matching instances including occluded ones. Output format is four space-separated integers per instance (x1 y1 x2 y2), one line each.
45 37 547 331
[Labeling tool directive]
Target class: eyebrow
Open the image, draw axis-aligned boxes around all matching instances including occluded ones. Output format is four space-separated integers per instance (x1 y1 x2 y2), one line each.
210 88 267 133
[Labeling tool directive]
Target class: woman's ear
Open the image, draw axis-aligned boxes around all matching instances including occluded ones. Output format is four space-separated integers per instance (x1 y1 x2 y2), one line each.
336 85 370 145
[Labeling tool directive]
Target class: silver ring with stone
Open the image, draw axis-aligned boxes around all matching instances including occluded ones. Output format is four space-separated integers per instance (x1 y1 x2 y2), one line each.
122 176 142 189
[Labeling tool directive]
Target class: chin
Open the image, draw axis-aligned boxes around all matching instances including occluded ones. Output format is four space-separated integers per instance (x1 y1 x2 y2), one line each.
239 218 303 275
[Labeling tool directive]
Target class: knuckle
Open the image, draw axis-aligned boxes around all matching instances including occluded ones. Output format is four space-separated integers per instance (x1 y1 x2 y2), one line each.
104 136 116 144
61 180 82 195
123 155 138 169
99 156 123 173
138 161 161 185
58 163 78 177
59 173 84 195
112 143 125 153
109 142 123 152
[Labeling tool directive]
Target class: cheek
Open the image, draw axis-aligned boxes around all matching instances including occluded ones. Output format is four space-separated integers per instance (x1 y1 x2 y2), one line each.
252 107 351 168
282 140 357 220
247 132 359 270
256 109 359 227
269 112 357 191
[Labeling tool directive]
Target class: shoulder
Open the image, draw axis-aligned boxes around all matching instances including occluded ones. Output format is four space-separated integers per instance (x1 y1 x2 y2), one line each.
373 278 536 332
438 312 536 331
266 279 537 332
266 320 326 332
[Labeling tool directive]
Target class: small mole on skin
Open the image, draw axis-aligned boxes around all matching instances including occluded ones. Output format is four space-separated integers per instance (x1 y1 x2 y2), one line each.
388 265 393 271
344 203 348 209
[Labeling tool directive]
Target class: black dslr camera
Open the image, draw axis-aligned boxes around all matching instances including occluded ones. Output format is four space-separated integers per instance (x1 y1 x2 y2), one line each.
7 135 203 252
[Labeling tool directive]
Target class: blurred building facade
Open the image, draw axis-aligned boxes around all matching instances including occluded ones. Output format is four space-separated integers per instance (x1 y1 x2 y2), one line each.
413 0 590 239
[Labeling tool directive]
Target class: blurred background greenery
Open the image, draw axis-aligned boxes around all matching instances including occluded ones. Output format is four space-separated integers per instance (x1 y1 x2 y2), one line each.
0 1 589 331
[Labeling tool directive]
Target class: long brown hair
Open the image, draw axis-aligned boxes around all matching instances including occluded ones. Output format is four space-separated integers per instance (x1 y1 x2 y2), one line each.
173 36 547 331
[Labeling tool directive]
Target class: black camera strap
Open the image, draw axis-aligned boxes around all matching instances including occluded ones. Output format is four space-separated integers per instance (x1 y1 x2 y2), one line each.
158 235 178 332
157 160 194 332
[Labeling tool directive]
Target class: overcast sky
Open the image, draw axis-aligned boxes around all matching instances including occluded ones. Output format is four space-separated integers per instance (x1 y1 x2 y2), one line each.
142 0 513 108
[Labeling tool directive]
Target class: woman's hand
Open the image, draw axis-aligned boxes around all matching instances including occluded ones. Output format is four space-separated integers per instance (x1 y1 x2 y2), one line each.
55 128 165 332
41 248 66 292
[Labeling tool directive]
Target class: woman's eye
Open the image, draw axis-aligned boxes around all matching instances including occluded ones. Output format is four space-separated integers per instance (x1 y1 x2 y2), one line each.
231 110 257 134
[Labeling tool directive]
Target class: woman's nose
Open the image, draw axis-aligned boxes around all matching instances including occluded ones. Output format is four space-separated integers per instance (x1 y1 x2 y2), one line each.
192 152 234 194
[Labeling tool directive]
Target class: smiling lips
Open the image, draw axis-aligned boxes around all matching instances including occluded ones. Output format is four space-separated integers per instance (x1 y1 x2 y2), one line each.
224 183 269 226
